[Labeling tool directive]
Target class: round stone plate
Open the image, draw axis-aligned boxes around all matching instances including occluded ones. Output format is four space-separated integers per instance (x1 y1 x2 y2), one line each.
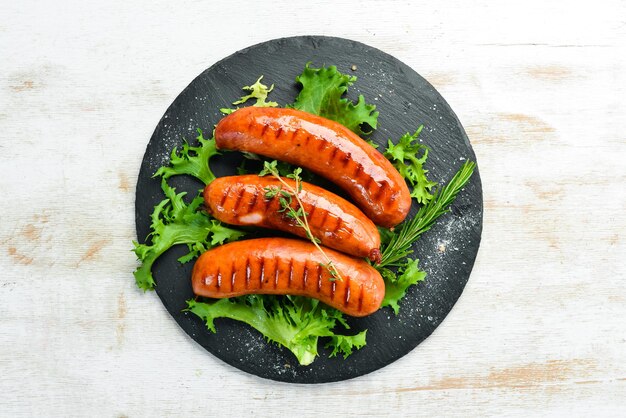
135 35 483 383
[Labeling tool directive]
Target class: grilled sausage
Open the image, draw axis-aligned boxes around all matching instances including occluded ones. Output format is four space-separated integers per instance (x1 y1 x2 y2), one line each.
191 238 385 317
204 175 381 262
214 107 412 227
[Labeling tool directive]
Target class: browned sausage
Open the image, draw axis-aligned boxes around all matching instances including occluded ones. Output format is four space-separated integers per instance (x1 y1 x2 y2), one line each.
204 175 381 263
214 107 412 228
191 238 385 317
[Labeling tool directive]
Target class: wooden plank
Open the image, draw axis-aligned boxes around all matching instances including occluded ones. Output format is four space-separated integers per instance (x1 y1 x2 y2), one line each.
1 0 624 416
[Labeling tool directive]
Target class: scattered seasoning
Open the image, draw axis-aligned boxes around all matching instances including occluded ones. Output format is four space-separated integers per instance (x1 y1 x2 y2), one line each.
351 65 357 71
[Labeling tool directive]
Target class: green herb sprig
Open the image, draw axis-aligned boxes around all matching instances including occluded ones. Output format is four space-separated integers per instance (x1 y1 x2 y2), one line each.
259 161 342 281
378 160 476 269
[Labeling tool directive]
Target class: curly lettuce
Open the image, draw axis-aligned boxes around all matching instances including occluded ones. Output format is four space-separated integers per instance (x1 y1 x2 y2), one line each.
384 126 438 204
132 178 244 290
186 296 366 366
380 258 426 314
291 63 378 135
154 128 218 185
220 76 278 114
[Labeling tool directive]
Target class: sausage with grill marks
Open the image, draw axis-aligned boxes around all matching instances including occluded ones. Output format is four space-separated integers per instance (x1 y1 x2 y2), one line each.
204 175 381 263
191 238 385 317
214 107 412 227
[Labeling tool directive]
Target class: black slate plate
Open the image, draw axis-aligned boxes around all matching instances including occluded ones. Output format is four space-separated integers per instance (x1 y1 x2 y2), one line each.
135 36 483 383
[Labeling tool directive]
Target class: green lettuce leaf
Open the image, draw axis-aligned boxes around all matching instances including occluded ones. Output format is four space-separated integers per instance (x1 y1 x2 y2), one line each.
220 76 278 114
154 128 218 185
381 258 426 314
365 139 379 149
132 179 244 291
186 296 365 366
325 331 367 359
384 126 438 203
291 63 378 135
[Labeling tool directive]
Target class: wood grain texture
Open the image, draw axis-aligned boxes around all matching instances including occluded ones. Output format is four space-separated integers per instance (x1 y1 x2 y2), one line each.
0 0 624 416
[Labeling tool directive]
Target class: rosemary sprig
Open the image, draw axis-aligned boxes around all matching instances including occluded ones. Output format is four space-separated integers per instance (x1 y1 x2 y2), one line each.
260 161 343 281
378 160 476 269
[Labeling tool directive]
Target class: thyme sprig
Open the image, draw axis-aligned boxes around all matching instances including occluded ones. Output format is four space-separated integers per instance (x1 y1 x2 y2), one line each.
259 161 343 281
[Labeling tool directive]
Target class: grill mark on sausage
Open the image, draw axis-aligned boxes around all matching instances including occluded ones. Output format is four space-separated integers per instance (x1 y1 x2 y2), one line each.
260 123 269 138
286 128 298 142
244 257 251 290
302 134 311 147
302 261 308 290
232 187 246 212
246 119 254 132
331 218 343 233
219 184 233 207
214 267 222 291
344 277 351 307
323 215 338 234
215 268 221 290
357 285 364 313
316 137 327 152
230 261 236 291
381 189 399 207
247 188 259 211
318 210 329 229
354 163 364 177
275 127 284 139
259 258 266 287
364 176 374 193
374 181 388 201
329 147 339 162
316 263 322 293
306 201 316 221
287 258 293 288
274 261 280 289
341 153 351 168
330 280 336 301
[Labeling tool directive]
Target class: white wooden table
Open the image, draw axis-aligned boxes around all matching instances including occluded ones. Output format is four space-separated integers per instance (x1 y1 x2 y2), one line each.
1 1 625 416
